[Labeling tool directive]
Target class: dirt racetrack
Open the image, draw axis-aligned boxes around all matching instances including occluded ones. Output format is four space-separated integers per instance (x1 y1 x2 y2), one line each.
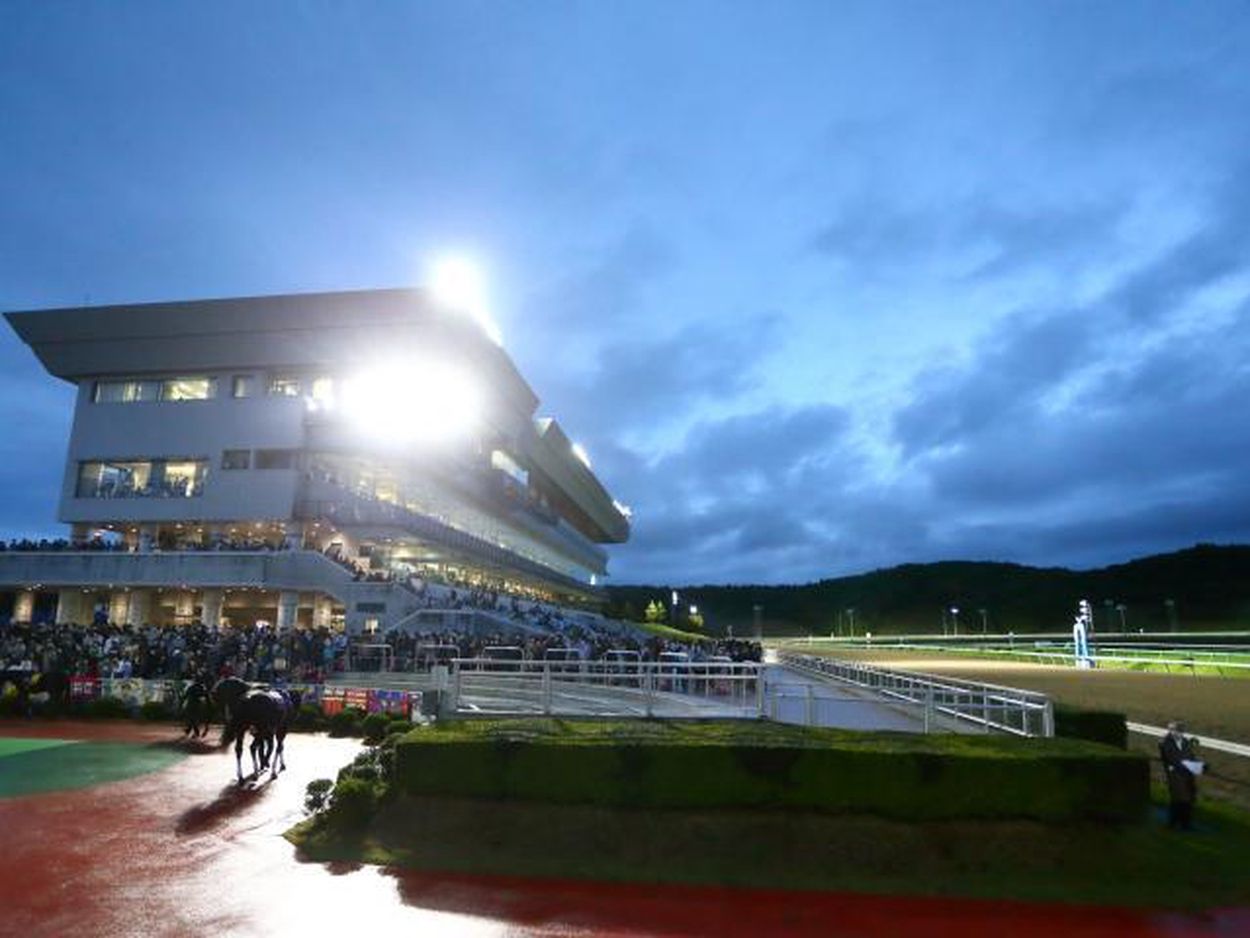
2 718 1248 937
804 648 1250 811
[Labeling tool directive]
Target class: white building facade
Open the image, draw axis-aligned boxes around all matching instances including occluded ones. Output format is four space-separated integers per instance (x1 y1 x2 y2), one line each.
0 288 630 634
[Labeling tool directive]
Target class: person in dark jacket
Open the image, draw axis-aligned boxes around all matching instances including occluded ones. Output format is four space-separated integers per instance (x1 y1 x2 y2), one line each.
1160 721 1201 830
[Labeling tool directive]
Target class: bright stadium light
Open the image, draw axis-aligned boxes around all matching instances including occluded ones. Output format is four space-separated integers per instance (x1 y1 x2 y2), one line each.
429 255 503 346
339 360 481 447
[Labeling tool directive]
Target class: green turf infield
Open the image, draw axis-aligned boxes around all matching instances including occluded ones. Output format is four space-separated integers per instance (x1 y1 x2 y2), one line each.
0 737 74 758
0 738 184 798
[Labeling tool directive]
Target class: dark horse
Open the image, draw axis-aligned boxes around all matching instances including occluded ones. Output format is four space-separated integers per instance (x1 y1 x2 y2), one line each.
218 685 302 783
211 676 258 723
180 680 213 738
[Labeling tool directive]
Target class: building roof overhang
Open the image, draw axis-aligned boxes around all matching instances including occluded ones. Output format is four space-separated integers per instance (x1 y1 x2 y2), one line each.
4 287 540 417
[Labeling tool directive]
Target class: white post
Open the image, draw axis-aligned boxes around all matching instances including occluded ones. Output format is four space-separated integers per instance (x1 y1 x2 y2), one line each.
125 589 151 627
805 684 815 726
13 589 36 623
201 589 224 628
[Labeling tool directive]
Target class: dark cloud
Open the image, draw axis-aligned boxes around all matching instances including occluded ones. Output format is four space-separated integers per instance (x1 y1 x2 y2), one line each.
516 223 678 336
608 404 857 582
892 309 1094 456
1108 164 1250 324
538 311 783 441
809 197 1125 282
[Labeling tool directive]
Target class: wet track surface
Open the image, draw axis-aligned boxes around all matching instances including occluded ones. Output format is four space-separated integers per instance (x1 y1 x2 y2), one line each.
1 719 1248 937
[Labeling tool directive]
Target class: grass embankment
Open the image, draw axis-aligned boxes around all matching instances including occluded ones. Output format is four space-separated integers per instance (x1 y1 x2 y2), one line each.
290 772 1250 909
284 718 1250 909
391 718 1145 820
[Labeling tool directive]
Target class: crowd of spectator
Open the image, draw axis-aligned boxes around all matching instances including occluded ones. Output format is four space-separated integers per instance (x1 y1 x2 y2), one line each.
0 619 347 684
2 610 761 684
1 538 127 553
371 625 761 673
0 536 300 553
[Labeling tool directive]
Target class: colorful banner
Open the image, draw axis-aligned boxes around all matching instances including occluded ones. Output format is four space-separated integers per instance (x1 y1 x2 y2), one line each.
370 689 409 716
70 675 101 702
321 685 345 716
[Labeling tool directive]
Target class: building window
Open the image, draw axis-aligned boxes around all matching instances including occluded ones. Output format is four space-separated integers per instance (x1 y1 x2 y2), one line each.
93 379 159 403
93 377 215 403
161 460 207 496
255 449 296 470
222 449 250 470
75 458 207 498
267 375 301 397
310 376 334 401
231 375 255 398
160 377 217 401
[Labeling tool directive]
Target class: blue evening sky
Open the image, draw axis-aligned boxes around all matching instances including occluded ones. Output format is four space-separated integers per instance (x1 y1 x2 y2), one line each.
2 2 1248 584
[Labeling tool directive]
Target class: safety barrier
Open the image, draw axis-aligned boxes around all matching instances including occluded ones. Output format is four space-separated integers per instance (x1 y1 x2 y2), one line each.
775 652 1054 737
446 658 763 719
43 675 423 720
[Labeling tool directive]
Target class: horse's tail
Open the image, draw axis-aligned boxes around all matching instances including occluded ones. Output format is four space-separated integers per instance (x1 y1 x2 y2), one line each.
220 718 240 749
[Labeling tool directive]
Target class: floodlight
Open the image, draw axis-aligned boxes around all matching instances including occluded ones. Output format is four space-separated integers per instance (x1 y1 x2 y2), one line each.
339 360 481 447
429 255 504 346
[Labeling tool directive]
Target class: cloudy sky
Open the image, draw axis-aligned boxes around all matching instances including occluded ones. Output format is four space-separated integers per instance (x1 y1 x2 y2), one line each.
2 2 1248 584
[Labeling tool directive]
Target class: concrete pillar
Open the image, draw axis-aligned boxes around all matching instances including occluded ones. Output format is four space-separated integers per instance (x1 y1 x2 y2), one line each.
201 589 224 628
283 522 304 551
138 524 158 553
70 523 91 545
277 590 299 631
55 589 85 625
109 592 130 625
14 590 36 623
312 595 334 629
125 589 151 627
174 591 195 624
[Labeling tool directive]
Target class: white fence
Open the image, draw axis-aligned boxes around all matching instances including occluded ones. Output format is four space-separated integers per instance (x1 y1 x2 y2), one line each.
447 658 763 719
776 652 1054 737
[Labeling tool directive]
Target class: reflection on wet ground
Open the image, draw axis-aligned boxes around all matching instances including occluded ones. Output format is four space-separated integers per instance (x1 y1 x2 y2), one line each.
1 719 1246 937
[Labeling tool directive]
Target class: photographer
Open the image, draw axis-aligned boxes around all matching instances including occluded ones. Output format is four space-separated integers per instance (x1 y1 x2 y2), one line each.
1159 720 1203 831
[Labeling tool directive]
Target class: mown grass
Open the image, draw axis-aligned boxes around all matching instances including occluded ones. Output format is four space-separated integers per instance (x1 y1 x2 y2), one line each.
288 790 1250 909
401 716 1131 758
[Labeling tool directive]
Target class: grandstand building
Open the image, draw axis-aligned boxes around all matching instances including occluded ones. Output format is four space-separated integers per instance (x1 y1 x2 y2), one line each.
0 288 630 634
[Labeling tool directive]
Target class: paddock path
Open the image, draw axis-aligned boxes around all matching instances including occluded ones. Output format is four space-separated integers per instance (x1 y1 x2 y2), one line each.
0 719 1246 937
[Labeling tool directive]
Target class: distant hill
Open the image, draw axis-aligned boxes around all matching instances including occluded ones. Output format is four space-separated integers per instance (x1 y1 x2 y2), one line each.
604 544 1250 636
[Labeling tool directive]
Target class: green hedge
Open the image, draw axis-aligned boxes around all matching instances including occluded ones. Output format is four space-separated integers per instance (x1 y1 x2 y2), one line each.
395 719 1149 823
1054 705 1129 750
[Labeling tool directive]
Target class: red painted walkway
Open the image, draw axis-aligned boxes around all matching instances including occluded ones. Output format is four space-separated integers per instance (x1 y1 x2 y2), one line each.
1 719 1246 937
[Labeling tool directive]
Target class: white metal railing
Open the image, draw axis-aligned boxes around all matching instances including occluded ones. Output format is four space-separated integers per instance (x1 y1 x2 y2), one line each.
447 658 763 718
837 642 1250 675
776 651 1054 737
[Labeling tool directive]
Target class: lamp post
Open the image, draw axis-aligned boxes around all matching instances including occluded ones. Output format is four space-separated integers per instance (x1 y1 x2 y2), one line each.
950 606 960 636
1164 598 1178 633
1115 603 1127 632
978 608 988 634
752 604 762 640
846 607 856 636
